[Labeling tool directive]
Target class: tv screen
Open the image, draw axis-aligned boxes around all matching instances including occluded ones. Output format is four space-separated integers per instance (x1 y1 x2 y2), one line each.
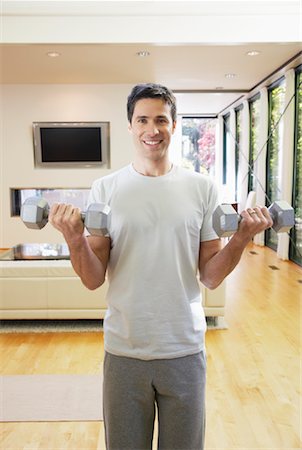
33 122 110 168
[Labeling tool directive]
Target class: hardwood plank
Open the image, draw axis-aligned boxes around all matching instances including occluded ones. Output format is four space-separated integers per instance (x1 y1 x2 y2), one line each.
0 243 301 449
0 333 104 375
205 243 301 448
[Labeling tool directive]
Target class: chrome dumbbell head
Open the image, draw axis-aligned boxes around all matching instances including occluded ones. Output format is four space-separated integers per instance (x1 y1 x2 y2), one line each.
268 201 295 233
21 197 49 230
84 203 111 237
212 204 239 238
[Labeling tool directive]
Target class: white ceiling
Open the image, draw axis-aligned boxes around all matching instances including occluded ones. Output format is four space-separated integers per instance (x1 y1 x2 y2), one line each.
1 0 301 114
1 43 301 89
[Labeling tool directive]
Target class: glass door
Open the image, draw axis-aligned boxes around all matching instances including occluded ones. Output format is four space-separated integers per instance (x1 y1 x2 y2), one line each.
235 106 243 202
265 79 286 251
290 68 302 266
248 95 260 193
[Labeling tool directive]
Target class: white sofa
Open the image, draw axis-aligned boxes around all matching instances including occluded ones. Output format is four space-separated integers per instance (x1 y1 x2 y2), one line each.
0 260 225 319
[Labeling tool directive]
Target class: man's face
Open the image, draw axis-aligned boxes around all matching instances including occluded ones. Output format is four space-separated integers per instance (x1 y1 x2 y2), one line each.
128 98 176 162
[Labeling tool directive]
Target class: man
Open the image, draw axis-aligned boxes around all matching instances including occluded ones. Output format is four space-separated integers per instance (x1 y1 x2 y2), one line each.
49 83 272 450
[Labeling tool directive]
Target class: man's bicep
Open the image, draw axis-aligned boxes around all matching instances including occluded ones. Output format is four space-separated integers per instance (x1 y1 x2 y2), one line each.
87 235 111 269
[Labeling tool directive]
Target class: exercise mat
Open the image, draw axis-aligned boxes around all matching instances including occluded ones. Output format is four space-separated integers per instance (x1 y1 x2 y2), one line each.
0 374 103 422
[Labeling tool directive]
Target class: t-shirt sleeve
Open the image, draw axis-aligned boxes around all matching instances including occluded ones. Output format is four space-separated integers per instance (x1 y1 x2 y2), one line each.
200 179 220 242
87 179 102 205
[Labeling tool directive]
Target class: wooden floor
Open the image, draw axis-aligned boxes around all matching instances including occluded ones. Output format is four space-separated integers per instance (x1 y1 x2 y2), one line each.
0 243 301 450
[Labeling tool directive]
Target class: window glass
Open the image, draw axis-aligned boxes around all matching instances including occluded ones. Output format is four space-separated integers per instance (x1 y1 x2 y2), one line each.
266 79 286 250
248 96 260 192
181 117 217 176
290 69 302 266
223 114 231 185
235 107 243 201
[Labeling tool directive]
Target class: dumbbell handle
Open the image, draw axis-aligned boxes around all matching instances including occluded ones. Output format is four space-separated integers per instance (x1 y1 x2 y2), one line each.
21 199 85 225
213 200 295 238
39 205 86 222
21 197 111 237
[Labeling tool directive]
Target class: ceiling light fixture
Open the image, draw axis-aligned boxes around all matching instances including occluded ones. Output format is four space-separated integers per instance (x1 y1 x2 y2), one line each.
246 50 260 56
47 52 61 58
136 51 150 57
225 73 237 79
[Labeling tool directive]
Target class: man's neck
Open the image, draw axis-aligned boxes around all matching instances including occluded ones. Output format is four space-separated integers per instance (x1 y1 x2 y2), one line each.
132 159 173 177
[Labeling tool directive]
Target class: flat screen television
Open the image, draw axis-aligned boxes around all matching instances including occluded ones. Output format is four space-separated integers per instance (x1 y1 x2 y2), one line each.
32 122 110 168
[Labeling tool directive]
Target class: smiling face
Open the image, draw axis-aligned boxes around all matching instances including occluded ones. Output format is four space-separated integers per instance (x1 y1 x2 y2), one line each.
128 98 176 164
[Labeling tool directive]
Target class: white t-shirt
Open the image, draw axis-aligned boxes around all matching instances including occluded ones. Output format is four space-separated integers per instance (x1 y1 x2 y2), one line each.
88 164 219 360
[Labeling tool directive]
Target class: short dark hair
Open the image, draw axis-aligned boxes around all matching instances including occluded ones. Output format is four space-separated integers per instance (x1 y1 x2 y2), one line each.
127 83 177 123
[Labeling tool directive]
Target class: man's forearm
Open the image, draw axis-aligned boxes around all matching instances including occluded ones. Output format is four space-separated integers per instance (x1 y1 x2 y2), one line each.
48 203 110 289
200 234 250 289
200 206 274 289
67 235 107 290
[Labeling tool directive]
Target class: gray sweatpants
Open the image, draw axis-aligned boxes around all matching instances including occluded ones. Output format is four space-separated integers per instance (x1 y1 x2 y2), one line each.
103 351 207 450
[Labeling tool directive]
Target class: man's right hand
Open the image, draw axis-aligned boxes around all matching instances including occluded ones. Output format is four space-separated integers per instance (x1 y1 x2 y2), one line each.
48 203 85 243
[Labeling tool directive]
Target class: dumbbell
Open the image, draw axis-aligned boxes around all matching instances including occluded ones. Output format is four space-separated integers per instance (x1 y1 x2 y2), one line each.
21 197 111 237
213 200 295 238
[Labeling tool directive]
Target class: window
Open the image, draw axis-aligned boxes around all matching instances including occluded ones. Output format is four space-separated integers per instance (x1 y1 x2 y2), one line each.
222 114 230 184
248 95 260 193
265 78 286 251
181 117 217 175
235 106 243 201
290 67 302 266
11 188 90 217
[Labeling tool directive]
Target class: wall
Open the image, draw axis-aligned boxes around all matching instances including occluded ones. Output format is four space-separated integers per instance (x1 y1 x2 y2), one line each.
1 84 134 247
1 85 234 248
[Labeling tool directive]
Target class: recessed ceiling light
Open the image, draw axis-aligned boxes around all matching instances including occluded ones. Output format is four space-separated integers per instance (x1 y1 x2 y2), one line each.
225 73 237 79
47 52 61 58
136 51 150 57
246 50 260 56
